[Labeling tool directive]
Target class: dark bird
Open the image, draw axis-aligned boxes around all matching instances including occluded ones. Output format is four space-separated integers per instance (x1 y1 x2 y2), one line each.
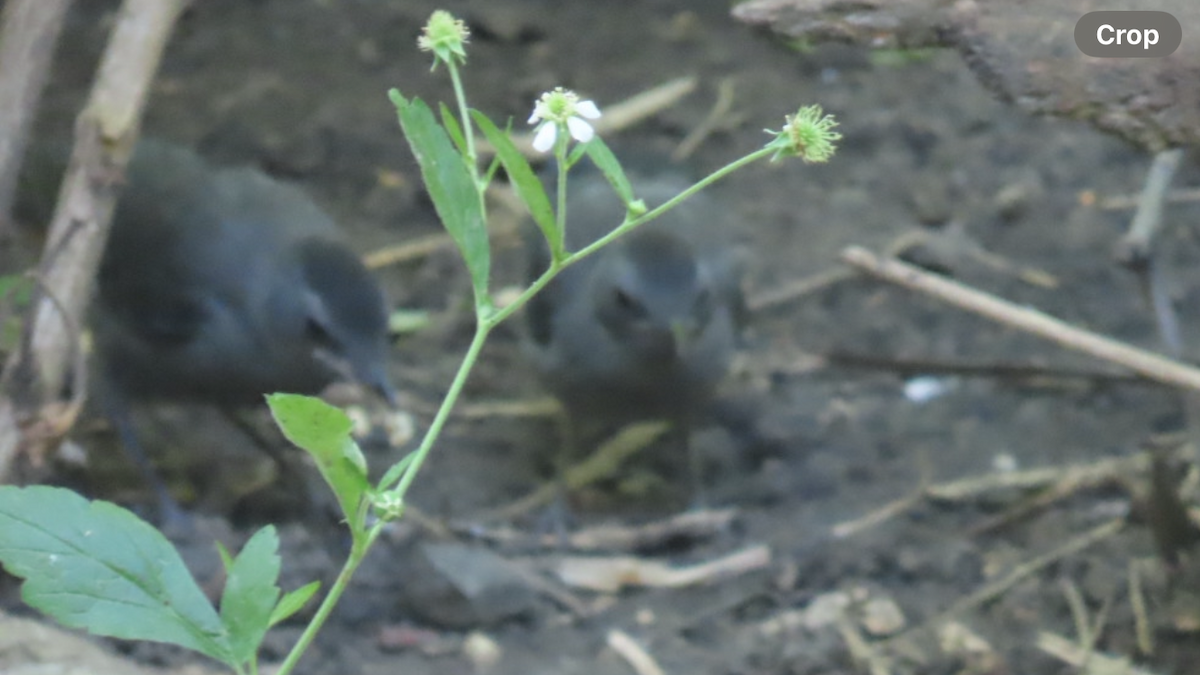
61 140 393 523
525 163 745 509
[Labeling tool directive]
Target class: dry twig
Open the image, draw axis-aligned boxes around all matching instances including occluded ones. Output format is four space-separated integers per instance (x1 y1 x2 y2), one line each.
567 507 738 551
1129 558 1155 657
556 544 770 592
934 519 1124 626
477 421 670 522
1037 631 1162 675
841 246 1200 391
1101 187 1200 211
607 630 666 675
0 0 190 482
672 77 740 162
0 0 71 227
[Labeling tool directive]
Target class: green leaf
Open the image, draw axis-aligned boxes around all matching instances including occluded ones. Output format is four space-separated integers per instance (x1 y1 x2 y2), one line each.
215 540 234 571
267 394 369 526
567 141 589 168
583 137 635 207
471 110 558 255
219 526 281 665
269 580 321 627
439 102 468 158
377 449 420 492
391 89 491 300
0 486 235 666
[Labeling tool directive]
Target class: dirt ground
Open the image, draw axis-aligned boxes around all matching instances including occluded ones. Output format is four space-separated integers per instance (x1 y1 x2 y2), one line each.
6 0 1200 673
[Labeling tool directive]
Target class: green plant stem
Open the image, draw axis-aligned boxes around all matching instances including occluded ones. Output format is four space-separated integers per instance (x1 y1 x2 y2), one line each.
489 146 772 328
574 146 773 261
446 61 491 310
552 126 570 262
279 143 774 675
275 523 384 675
389 319 491 497
447 62 476 172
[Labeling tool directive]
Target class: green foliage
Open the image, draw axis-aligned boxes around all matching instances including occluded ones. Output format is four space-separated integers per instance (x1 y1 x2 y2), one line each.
582 137 635 210
439 102 469 157
0 486 307 672
219 527 283 664
270 580 321 627
470 110 557 255
267 393 370 530
390 89 491 303
0 11 836 675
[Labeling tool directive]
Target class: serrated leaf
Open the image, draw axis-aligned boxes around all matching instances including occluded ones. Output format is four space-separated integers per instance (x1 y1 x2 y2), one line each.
471 110 558 255
0 486 235 666
391 89 490 300
267 394 368 525
584 137 635 207
219 526 281 665
270 580 321 627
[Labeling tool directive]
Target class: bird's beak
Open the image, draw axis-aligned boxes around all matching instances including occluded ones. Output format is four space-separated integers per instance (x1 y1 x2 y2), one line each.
314 346 398 407
360 363 398 407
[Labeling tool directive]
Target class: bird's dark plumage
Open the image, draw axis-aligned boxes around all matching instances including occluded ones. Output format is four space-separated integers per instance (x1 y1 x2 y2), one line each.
525 163 745 506
94 140 394 406
29 139 397 523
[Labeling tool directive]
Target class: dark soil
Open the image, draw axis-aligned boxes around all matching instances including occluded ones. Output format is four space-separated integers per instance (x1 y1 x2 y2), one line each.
8 0 1200 673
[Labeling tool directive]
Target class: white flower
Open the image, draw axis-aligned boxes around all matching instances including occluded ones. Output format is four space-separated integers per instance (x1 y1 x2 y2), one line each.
528 88 602 153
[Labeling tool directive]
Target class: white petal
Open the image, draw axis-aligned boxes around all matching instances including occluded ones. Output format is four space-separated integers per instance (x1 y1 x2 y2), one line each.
576 100 601 119
566 117 595 143
528 110 540 125
532 123 558 152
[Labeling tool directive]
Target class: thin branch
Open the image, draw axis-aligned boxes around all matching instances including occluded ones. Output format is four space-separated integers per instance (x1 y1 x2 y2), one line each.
841 246 1200 392
0 0 189 481
0 0 72 229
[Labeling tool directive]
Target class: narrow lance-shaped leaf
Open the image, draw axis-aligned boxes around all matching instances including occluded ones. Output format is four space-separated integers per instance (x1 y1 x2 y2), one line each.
267 393 369 527
391 89 490 301
270 580 321 627
439 102 468 158
377 448 419 493
0 486 236 667
470 110 558 254
220 526 282 666
583 137 635 208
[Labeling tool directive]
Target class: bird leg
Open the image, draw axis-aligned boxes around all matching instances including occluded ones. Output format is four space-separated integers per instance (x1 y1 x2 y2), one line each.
99 390 193 535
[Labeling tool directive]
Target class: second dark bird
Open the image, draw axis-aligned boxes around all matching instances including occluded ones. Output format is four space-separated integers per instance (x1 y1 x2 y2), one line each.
525 163 745 507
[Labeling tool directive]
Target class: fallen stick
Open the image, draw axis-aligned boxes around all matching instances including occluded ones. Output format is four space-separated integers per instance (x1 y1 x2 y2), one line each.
607 630 666 675
1037 631 1161 675
556 544 771 592
840 246 1200 392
